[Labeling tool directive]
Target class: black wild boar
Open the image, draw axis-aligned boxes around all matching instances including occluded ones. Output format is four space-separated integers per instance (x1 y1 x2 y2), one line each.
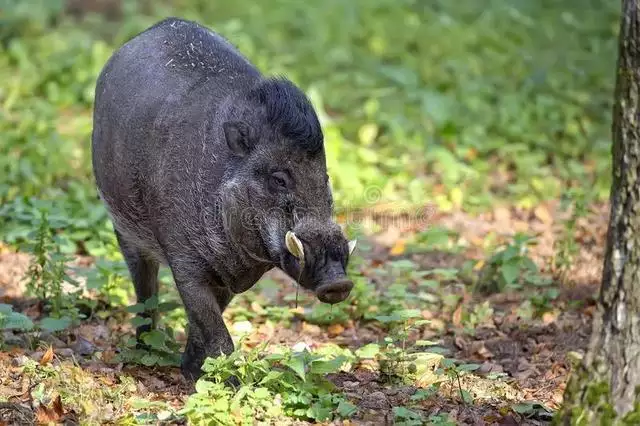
91 18 356 381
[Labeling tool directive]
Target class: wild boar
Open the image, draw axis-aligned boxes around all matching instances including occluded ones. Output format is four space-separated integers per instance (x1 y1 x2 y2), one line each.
91 17 356 381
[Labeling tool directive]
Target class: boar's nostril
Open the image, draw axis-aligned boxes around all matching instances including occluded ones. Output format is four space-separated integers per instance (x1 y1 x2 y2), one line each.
316 279 354 304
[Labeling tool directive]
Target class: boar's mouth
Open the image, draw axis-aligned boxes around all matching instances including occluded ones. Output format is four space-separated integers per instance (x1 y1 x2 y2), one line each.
283 231 356 304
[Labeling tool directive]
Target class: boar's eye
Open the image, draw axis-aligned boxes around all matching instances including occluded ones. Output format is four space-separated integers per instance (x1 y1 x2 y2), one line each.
268 171 291 192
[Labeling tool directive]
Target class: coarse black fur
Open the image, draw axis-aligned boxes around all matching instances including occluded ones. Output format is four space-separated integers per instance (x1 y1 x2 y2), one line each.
91 17 354 382
245 77 324 155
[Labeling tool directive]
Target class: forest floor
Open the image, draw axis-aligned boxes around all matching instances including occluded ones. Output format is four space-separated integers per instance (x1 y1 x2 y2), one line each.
0 200 607 425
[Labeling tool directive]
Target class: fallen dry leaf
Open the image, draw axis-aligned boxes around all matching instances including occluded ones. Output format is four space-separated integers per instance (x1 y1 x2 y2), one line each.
52 395 64 418
100 350 117 364
327 323 345 337
35 404 60 424
513 220 529 233
454 335 467 350
465 147 478 161
302 322 322 336
99 376 115 386
493 207 511 224
40 347 54 366
290 306 305 315
452 304 463 327
534 205 553 225
389 239 406 256
250 301 266 315
421 310 435 320
0 242 11 254
413 352 445 388
473 342 494 359
542 311 558 325
470 236 485 247
583 305 596 317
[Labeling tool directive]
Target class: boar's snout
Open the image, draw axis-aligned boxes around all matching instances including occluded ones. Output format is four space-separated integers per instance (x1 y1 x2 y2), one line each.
280 228 356 304
316 279 353 304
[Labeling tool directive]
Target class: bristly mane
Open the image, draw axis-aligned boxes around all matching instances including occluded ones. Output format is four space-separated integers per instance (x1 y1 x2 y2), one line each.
246 77 324 155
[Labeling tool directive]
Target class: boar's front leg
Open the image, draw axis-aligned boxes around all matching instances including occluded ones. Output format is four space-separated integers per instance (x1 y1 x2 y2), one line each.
169 261 234 382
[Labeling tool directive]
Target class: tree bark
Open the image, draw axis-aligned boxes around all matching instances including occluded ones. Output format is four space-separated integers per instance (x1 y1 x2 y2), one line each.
556 1 640 424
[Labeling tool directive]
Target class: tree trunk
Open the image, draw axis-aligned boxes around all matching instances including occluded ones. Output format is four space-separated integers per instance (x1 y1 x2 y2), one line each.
555 1 640 424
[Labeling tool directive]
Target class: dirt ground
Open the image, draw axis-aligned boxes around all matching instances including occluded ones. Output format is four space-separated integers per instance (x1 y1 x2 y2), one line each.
0 201 607 425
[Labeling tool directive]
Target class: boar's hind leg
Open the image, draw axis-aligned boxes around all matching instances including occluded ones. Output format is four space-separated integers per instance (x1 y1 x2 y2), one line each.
169 263 234 382
114 230 159 343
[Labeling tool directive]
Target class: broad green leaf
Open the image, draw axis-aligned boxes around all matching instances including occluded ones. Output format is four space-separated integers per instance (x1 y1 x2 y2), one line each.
285 354 307 382
126 303 146 314
393 406 422 420
259 370 284 386
39 316 71 332
355 343 380 359
195 379 216 394
140 353 160 366
309 356 345 375
131 316 152 327
308 403 333 421
3 312 34 330
337 400 358 417
142 330 168 351
512 403 535 414
374 315 394 323
416 340 439 347
457 363 482 372
461 389 473 404
397 309 422 320
253 387 270 399
157 301 182 312
144 295 159 310
501 259 520 285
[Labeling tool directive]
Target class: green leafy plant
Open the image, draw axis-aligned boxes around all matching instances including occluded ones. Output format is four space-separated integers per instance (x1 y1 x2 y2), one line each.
22 211 83 330
180 344 356 424
461 301 494 335
511 401 554 421
373 309 439 384
408 226 461 254
115 295 182 367
393 406 425 426
436 358 482 405
476 233 549 294
0 303 34 346
553 188 593 285
82 258 132 308
0 0 623 423
530 287 561 317
427 413 456 426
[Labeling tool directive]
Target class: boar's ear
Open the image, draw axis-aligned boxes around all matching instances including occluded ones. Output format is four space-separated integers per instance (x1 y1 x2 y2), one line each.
223 121 255 157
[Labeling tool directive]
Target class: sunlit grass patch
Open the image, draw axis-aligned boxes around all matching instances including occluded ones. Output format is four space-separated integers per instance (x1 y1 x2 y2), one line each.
17 356 140 423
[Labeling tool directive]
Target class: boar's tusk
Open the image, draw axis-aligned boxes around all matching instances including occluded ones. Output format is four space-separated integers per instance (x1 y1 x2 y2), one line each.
348 239 357 255
285 231 305 261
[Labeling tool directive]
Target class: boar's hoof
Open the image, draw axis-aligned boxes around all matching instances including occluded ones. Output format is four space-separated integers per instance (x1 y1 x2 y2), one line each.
180 359 204 384
316 279 353 304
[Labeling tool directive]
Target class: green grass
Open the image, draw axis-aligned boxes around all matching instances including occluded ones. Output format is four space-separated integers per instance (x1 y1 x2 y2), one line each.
0 1 618 423
0 0 618 251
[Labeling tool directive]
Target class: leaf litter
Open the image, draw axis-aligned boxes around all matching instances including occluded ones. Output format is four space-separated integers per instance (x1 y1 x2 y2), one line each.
0 202 608 425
